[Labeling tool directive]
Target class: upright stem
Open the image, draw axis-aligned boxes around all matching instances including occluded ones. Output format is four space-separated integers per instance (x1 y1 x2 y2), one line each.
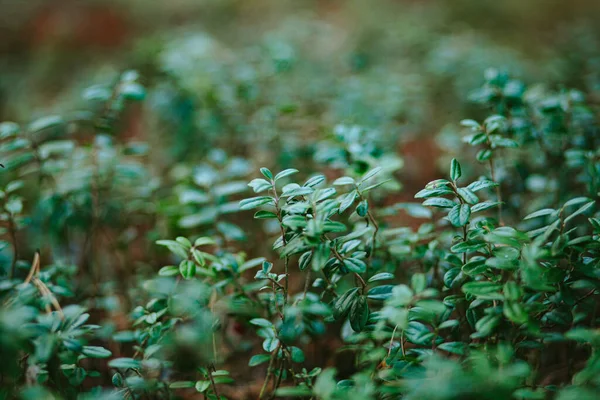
207 364 220 399
271 183 289 307
488 158 503 225
8 217 18 279
259 352 277 399
270 359 285 399
462 225 468 265
331 245 367 291
366 209 379 269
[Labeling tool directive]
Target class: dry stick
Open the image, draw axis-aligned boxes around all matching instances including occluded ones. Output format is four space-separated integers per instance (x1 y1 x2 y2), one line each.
386 324 399 362
23 251 41 285
33 278 63 317
23 252 64 318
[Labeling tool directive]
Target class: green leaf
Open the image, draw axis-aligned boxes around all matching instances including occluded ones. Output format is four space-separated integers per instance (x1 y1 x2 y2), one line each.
281 186 314 197
298 251 312 271
411 273 427 293
35 334 57 363
108 358 141 370
312 244 330 271
179 260 196 279
472 314 501 338
158 266 179 276
81 346 112 358
467 179 498 192
367 285 394 300
476 149 492 161
275 168 299 181
290 346 305 363
248 178 272 193
564 201 595 224
438 341 468 355
323 221 347 233
462 281 503 299
450 240 486 254
524 208 556 220
260 168 273 180
422 197 456 208
339 190 357 213
248 354 271 366
250 318 274 328
0 121 19 138
195 380 211 393
333 177 355 185
304 175 325 187
254 210 277 219
456 188 479 204
349 296 369 332
503 281 523 301
360 167 382 183
343 258 366 273
368 272 394 283
169 381 195 389
415 188 455 199
504 302 528 324
356 199 368 217
450 159 462 181
28 115 63 132
362 179 392 192
448 204 470 227
461 258 487 276
471 201 502 213
333 287 359 320
263 337 280 352
239 196 274 210
194 237 216 247
274 386 313 397
460 119 481 130
485 257 518 270
121 82 146 100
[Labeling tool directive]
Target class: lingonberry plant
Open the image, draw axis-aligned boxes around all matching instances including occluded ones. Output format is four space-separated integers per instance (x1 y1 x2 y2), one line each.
1 62 599 400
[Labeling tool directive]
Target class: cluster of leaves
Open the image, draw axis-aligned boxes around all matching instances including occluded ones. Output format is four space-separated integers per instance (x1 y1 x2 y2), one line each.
1 58 600 400
0 255 113 399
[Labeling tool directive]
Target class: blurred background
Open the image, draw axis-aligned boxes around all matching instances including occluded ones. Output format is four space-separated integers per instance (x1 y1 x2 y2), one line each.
2 0 600 152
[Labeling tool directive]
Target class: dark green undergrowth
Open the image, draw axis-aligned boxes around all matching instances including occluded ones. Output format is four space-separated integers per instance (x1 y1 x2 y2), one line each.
1 67 599 400
1 4 600 396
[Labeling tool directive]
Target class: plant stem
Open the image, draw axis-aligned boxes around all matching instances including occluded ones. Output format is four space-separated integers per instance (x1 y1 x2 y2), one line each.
331 245 367 291
270 359 285 399
259 352 276 399
271 183 289 307
366 209 379 269
8 217 18 279
488 158 503 225
207 364 220 399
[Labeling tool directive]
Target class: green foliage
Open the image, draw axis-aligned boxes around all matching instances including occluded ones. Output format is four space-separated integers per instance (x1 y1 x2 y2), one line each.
1 13 600 397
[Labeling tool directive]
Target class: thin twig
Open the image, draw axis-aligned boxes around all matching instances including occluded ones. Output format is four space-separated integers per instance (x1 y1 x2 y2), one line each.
259 352 277 399
207 364 220 399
